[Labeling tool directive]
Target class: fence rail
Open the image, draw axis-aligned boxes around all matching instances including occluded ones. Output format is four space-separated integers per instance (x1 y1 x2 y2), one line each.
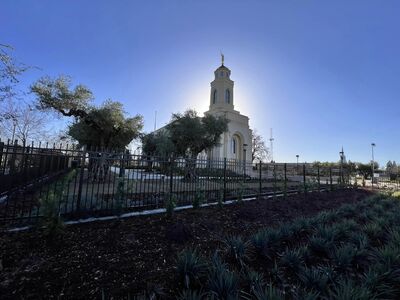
0 140 352 226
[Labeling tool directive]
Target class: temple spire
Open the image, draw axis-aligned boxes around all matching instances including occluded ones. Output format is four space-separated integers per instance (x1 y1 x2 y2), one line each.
221 52 224 66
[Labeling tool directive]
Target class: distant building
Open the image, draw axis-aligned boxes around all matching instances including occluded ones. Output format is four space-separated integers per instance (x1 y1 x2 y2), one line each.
152 57 253 163
204 57 252 162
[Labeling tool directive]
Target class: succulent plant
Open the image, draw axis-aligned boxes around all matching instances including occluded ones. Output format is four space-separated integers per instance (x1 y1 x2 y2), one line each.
176 248 208 289
223 235 251 266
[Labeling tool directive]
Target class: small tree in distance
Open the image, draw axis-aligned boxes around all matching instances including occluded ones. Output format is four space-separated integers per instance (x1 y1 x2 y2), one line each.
251 129 270 163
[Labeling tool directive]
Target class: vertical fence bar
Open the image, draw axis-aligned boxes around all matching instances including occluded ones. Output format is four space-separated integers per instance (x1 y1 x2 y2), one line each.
223 158 227 202
284 163 287 198
169 156 173 202
259 160 262 199
329 167 333 191
317 164 320 192
76 146 86 212
303 164 307 195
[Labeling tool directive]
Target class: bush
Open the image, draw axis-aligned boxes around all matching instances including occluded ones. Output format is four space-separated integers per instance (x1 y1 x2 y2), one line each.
176 249 208 289
223 235 251 266
193 190 205 209
253 283 285 300
279 248 303 273
165 194 177 219
208 255 239 299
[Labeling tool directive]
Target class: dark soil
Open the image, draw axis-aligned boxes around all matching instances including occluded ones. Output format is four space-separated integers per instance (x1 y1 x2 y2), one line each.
0 189 372 299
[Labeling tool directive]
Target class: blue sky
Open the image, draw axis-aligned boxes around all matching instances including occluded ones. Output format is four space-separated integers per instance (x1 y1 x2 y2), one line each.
2 0 400 165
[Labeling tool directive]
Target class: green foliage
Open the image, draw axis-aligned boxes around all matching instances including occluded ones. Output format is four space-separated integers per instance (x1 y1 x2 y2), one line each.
177 289 206 300
279 248 303 273
223 235 251 265
31 76 143 149
241 267 265 293
165 194 177 219
208 254 239 300
114 177 125 214
40 170 75 238
68 100 143 149
309 236 334 257
217 188 224 209
331 245 358 271
329 279 374 300
193 188 205 210
166 109 229 158
141 131 175 158
253 283 285 300
236 181 245 203
296 266 330 295
176 249 208 289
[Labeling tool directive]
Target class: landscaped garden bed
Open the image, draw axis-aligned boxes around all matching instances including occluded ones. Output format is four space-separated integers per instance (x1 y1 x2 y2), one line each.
2 189 395 299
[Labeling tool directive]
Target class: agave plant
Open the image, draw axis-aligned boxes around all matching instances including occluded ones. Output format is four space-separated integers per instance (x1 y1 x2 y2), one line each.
241 266 265 293
253 283 285 300
291 216 313 235
296 266 329 295
328 279 375 300
294 289 320 300
223 235 251 266
362 223 383 242
337 204 357 219
348 232 369 249
362 266 398 299
176 248 208 289
385 227 400 245
208 266 239 300
331 245 357 271
251 229 279 258
370 244 400 268
177 289 206 300
276 222 294 244
308 236 334 258
314 210 338 225
315 225 338 242
279 247 304 273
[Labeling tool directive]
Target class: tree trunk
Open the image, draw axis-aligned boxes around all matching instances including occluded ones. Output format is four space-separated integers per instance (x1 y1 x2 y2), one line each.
183 154 197 182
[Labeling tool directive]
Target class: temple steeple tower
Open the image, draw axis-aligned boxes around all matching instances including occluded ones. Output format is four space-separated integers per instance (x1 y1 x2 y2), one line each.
209 56 234 111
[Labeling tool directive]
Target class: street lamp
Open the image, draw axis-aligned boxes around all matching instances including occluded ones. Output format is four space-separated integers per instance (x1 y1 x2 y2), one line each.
371 143 376 188
339 148 344 185
243 143 248 178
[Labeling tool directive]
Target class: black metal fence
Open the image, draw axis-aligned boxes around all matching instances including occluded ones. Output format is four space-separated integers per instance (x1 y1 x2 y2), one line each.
0 140 351 227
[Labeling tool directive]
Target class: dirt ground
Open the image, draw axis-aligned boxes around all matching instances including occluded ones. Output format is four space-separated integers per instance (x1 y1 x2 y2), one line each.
0 189 372 299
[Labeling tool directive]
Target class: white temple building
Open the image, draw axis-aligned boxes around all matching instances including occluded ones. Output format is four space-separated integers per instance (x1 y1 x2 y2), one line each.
204 56 252 163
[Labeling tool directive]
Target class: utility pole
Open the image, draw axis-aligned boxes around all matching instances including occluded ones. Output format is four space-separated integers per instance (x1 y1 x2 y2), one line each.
371 143 376 189
269 128 274 163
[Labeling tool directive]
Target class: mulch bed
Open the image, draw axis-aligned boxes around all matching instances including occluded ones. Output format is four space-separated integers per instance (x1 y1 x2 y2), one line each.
0 189 372 299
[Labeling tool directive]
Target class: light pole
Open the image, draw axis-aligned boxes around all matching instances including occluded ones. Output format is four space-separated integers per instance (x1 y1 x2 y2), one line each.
371 143 376 188
243 143 248 178
296 155 299 174
339 149 344 186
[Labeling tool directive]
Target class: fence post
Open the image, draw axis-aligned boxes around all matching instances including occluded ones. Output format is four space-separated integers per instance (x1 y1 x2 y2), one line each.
303 164 307 195
169 156 173 202
317 163 320 192
284 163 287 199
76 146 86 212
329 167 333 191
273 163 277 198
223 158 227 202
259 160 262 199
